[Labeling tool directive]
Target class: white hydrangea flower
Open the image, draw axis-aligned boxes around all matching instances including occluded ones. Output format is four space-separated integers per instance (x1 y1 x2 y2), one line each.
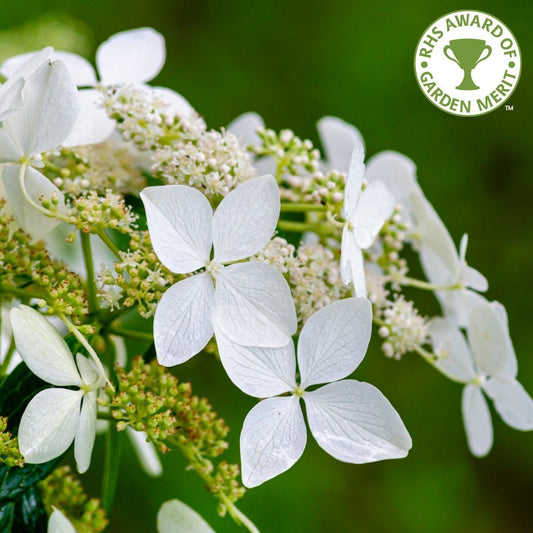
411 192 488 326
365 150 421 228
157 499 215 533
429 301 533 457
141 175 297 366
10 305 103 473
2 28 192 147
340 144 395 297
48 508 76 533
222 298 412 487
0 55 78 239
316 115 364 172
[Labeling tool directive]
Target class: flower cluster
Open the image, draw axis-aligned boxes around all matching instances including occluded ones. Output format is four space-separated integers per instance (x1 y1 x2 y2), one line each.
0 24 531 533
0 416 23 467
255 237 348 325
39 465 108 532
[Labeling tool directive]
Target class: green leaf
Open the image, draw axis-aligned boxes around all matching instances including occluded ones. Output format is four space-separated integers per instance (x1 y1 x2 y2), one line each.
0 502 15 531
0 363 47 432
12 486 48 533
0 458 62 504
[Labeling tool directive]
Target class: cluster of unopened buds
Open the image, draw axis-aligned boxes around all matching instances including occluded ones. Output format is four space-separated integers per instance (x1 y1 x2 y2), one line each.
0 26 531 533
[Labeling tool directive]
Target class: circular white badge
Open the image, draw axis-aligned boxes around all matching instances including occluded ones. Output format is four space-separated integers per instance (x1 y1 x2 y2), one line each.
414 10 521 116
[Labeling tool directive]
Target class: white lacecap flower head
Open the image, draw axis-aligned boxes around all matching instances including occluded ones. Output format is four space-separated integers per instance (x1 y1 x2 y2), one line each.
9 305 103 473
429 301 533 457
215 297 412 487
316 116 365 173
0 52 79 239
340 144 396 297
140 175 297 367
409 191 488 327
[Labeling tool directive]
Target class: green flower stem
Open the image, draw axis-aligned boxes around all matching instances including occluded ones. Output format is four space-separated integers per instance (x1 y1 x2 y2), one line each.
101 415 122 519
0 337 16 377
80 231 98 312
171 438 260 533
58 313 112 390
108 325 153 343
101 339 121 520
18 162 71 224
277 220 334 237
400 277 461 292
372 315 463 383
95 230 121 260
280 202 326 213
412 345 464 383
326 210 345 229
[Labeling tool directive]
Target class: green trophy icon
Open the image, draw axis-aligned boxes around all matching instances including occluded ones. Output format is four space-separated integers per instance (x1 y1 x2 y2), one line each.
444 39 492 90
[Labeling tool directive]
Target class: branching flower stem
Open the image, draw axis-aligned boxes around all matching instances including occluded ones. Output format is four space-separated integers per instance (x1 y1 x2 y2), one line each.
18 161 71 223
58 312 113 390
169 437 260 533
280 202 326 213
372 315 463 383
80 231 98 312
400 276 462 292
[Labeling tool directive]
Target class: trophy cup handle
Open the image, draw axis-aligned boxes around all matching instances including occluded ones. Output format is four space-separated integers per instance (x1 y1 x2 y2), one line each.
443 46 460 65
475 45 492 66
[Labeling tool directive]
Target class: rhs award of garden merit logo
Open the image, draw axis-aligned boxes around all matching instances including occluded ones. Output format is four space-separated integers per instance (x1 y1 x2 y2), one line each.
414 10 521 116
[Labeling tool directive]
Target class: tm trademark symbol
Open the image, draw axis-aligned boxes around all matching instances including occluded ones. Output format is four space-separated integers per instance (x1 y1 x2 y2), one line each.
505 105 514 111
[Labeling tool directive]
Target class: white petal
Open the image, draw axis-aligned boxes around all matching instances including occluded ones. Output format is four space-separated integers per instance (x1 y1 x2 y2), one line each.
462 265 488 292
63 89 115 147
141 185 213 273
483 378 533 431
127 428 163 477
10 305 82 386
468 302 517 378
76 353 99 386
0 77 24 121
340 227 367 296
228 112 265 146
151 87 195 117
298 298 372 388
0 47 53 79
97 27 165 84
304 380 412 463
437 288 488 329
0 129 22 163
154 274 215 366
1 60 79 157
18 388 83 463
215 327 296 397
74 391 97 473
365 151 419 217
462 384 493 457
48 508 77 533
410 193 458 283
428 318 475 382
317 116 364 173
342 144 364 220
212 175 280 263
52 51 98 86
214 262 296 347
2 166 67 240
352 180 395 249
157 499 215 533
240 396 306 488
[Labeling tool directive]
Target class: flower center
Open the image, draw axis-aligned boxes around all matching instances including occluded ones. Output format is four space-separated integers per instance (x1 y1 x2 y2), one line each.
205 260 224 278
293 386 305 397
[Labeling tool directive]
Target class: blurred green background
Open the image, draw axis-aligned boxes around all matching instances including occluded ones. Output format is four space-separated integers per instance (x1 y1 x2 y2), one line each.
1 1 531 531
